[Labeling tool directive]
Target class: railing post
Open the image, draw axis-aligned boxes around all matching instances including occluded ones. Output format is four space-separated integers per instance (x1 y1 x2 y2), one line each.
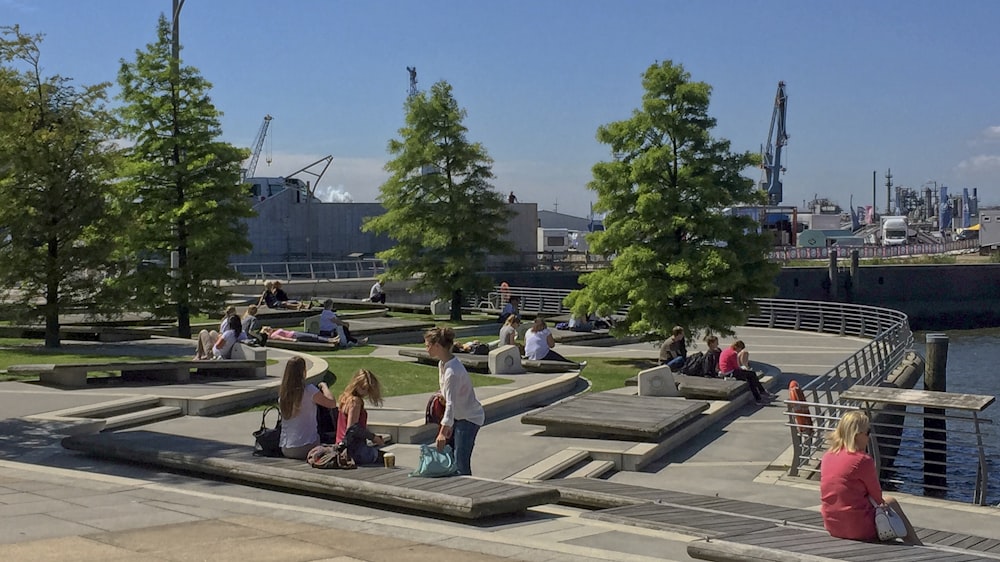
924 333 948 495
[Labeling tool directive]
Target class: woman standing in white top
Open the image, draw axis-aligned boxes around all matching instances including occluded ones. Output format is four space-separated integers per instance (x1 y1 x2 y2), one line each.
424 327 484 476
524 317 570 362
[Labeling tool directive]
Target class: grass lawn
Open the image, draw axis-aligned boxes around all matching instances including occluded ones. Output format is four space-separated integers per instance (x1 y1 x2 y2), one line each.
565 356 655 394
312 355 510 398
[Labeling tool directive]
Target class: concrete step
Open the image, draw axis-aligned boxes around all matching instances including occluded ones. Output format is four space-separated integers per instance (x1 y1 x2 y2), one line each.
563 460 616 480
42 395 163 419
103 406 183 430
507 449 590 482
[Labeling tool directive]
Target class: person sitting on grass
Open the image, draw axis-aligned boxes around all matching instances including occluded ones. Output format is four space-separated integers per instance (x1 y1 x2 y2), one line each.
194 315 242 360
278 357 338 460
336 369 386 466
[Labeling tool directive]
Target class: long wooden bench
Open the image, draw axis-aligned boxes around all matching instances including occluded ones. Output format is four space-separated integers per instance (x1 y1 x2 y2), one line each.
10 344 267 388
542 478 1000 561
61 431 560 520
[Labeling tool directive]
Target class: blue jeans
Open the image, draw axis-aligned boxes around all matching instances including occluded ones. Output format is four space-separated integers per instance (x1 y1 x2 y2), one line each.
664 355 685 370
451 419 480 476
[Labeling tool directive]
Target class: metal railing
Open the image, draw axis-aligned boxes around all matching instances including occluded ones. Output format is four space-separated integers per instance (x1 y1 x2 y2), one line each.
229 260 386 281
484 286 994 503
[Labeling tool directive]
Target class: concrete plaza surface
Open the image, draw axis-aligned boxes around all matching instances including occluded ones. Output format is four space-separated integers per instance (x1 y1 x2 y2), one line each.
2 326 998 561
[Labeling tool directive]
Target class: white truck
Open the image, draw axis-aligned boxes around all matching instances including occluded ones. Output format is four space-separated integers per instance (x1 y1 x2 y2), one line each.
881 216 908 246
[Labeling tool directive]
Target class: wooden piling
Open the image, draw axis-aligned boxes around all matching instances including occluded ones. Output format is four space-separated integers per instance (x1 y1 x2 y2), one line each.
924 333 948 494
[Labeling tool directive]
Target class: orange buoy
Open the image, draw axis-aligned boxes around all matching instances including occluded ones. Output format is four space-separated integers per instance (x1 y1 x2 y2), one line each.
788 381 813 434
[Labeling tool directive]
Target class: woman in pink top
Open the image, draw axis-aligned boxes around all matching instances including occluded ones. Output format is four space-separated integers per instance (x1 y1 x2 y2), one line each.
336 369 385 465
820 411 922 545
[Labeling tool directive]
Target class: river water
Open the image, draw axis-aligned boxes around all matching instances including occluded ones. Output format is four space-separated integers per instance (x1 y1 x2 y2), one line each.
894 329 1000 504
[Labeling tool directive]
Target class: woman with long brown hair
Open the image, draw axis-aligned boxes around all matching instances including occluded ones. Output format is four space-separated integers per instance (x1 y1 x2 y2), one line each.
278 357 337 459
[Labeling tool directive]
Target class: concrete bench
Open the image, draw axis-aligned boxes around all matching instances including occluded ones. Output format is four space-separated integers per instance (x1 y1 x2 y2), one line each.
522 393 710 441
62 431 560 520
11 346 267 388
399 347 583 375
398 348 491 372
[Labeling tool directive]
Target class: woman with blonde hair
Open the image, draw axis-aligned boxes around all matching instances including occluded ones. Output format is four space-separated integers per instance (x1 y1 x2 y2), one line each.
498 314 524 353
336 369 386 465
278 357 337 459
820 410 922 545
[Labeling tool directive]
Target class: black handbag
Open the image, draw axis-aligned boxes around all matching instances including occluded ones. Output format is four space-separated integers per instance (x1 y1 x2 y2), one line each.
252 406 283 457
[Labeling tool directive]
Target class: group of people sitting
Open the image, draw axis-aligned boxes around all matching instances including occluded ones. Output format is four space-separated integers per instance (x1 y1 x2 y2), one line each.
497 315 573 362
258 280 315 310
194 299 366 360
659 326 778 405
277 327 484 476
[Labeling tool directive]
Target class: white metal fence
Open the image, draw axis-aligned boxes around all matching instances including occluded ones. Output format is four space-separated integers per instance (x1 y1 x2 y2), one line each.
230 260 386 281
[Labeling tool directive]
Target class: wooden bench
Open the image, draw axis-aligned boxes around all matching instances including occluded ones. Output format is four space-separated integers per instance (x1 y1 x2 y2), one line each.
687 525 999 562
521 393 709 441
541 478 1000 561
62 431 560 520
11 344 267 388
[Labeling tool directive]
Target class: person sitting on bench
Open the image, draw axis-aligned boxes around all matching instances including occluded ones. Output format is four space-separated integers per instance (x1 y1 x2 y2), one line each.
820 411 922 545
719 340 777 405
524 317 571 362
658 326 687 371
278 357 338 460
259 281 309 310
336 369 386 465
318 300 366 347
194 315 242 360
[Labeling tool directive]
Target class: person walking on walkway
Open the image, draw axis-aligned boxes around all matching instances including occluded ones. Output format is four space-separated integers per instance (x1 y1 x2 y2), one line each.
719 340 776 405
424 327 484 476
820 411 922 545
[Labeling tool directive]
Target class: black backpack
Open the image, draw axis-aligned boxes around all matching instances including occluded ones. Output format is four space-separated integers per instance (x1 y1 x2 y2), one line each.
679 352 706 376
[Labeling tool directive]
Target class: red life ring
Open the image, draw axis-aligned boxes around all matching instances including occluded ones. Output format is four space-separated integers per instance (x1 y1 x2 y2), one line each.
788 381 813 433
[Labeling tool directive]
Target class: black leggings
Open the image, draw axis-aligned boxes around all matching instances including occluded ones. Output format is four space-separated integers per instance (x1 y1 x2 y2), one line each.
731 368 766 401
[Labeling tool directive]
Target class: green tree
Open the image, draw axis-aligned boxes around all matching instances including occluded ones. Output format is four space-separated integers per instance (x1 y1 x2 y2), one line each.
0 26 121 347
565 61 779 340
364 80 512 320
114 15 253 337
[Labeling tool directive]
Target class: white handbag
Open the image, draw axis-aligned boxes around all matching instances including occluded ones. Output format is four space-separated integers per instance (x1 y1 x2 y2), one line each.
869 497 907 541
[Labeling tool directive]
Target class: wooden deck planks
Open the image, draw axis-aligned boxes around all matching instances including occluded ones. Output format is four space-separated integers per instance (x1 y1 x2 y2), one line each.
521 394 709 440
548 478 1000 560
61 431 559 519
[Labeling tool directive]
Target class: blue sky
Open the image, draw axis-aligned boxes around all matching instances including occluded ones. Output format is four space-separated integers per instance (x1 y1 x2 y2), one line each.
4 0 999 217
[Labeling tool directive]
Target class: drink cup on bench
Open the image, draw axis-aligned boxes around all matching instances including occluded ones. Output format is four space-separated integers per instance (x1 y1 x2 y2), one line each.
383 452 395 468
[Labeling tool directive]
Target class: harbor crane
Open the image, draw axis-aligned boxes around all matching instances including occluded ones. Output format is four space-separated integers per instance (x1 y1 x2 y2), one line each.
760 82 788 206
242 114 273 182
